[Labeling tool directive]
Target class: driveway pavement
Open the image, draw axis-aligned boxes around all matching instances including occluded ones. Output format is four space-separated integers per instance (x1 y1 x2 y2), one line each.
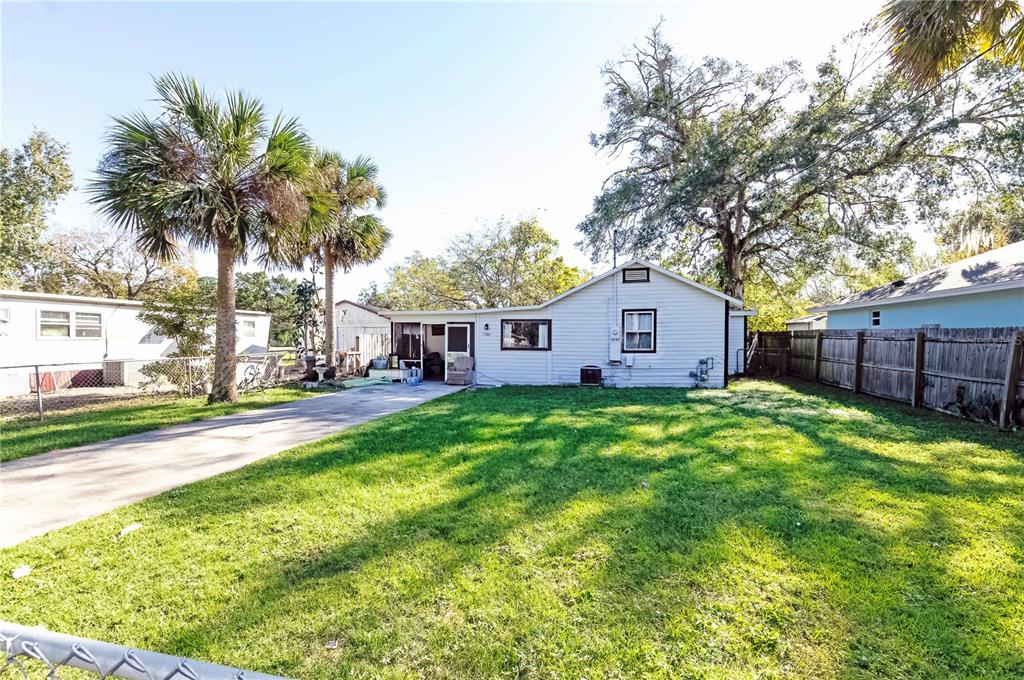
1 382 462 548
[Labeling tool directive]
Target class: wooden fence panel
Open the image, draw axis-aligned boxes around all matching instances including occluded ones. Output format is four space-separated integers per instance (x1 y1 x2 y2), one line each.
790 332 816 380
860 332 915 403
747 326 1024 429
920 328 1017 423
818 332 857 389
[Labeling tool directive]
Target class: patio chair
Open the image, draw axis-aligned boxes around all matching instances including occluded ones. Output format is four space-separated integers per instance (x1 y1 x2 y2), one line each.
446 356 475 385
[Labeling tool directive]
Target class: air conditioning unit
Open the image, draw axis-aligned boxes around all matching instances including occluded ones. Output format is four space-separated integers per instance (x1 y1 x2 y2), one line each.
580 365 602 386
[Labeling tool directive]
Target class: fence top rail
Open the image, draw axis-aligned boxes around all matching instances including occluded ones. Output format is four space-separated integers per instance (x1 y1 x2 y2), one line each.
1 621 291 680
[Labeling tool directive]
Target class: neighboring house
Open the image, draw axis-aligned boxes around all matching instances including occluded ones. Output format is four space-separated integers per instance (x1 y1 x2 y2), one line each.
382 258 754 387
0 290 271 396
810 241 1024 330
785 313 828 331
335 299 391 361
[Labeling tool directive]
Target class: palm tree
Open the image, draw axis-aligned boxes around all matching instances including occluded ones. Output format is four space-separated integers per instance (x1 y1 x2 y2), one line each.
879 0 1024 87
310 152 390 368
90 73 331 402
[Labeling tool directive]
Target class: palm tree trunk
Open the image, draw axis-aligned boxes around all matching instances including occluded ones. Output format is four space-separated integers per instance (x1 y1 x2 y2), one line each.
323 246 336 368
209 234 239 403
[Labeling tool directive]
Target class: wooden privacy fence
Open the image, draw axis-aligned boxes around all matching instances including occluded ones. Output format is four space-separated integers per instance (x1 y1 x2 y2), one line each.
749 327 1024 429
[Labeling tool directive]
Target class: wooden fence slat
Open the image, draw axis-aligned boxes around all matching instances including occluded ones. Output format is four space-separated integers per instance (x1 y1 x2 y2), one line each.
912 332 925 408
853 332 865 394
1000 331 1023 429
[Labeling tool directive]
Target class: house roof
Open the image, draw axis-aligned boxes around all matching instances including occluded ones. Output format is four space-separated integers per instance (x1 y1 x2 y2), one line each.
0 289 272 316
785 313 827 324
335 299 391 318
385 258 744 317
810 240 1024 313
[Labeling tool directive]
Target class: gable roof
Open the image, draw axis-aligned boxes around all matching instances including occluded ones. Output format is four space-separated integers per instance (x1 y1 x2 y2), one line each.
336 298 391 318
810 241 1024 313
386 258 742 317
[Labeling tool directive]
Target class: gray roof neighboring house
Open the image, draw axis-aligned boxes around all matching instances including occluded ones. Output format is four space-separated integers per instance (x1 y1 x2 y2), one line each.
810 240 1024 312
785 313 827 325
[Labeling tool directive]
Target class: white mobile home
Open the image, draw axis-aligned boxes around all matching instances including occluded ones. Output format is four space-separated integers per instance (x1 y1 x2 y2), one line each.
0 290 271 396
384 259 752 387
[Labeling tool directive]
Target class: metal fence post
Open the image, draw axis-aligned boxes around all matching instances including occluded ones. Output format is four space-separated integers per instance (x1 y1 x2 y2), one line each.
34 365 44 421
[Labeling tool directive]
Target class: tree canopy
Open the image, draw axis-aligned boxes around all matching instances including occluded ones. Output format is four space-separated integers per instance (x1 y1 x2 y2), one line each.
578 27 1024 300
0 131 73 287
362 219 588 310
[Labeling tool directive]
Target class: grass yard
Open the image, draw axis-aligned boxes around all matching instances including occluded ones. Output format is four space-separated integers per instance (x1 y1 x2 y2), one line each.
1 380 1022 678
1 386 318 462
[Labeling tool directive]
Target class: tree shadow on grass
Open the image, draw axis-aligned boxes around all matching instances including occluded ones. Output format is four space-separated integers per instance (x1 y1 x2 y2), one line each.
116 383 1024 677
9 382 1020 677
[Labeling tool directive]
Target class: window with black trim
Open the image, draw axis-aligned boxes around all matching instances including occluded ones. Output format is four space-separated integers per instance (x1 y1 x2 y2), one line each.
501 320 551 350
622 267 650 283
622 309 656 352
870 309 881 327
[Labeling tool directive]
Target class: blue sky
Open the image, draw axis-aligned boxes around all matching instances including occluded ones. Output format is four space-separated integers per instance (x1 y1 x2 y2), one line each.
3 1 878 299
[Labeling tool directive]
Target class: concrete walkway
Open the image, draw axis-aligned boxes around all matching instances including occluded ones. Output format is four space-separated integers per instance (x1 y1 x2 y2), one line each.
0 382 462 548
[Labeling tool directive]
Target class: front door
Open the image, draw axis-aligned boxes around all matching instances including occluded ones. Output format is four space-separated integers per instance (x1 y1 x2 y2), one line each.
445 323 471 380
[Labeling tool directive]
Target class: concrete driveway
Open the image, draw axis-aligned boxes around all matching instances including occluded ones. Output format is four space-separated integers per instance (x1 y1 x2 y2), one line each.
1 382 462 548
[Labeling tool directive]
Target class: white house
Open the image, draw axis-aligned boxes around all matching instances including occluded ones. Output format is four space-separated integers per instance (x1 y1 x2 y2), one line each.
810 241 1024 329
380 259 752 387
0 290 271 396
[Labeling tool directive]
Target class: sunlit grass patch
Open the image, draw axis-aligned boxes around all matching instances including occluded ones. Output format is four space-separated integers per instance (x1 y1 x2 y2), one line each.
1 380 1022 678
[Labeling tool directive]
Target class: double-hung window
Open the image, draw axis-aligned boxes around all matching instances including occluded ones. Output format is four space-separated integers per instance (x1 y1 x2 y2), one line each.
501 320 551 350
241 319 256 338
622 309 656 352
39 310 72 337
870 310 881 327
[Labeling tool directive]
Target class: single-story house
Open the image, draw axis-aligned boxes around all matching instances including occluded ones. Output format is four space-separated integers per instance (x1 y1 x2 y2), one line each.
0 290 271 396
809 241 1024 330
785 313 828 331
376 259 754 387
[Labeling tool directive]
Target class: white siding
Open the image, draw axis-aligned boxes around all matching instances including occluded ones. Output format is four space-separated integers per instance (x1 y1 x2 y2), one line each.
0 293 271 396
335 301 390 358
729 314 746 375
392 268 732 388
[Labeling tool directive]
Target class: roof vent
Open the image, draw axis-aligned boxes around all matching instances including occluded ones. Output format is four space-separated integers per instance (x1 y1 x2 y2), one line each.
622 267 650 283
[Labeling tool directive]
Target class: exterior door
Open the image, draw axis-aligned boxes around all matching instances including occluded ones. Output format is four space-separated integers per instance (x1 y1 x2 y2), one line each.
445 323 471 379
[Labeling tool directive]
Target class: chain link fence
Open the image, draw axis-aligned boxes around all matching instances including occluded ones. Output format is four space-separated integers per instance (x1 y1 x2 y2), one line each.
1 620 290 680
0 353 299 422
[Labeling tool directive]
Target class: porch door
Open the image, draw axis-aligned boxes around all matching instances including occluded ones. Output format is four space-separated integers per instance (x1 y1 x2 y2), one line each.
445 323 471 379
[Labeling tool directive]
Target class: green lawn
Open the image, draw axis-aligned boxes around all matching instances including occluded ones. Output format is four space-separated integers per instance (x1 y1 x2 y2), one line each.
1 386 317 462
2 380 1022 678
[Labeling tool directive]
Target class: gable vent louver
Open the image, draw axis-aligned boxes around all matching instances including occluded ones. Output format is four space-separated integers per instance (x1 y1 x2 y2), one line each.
622 267 650 283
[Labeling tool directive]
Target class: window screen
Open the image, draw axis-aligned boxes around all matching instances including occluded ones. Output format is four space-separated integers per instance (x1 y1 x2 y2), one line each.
75 312 102 338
